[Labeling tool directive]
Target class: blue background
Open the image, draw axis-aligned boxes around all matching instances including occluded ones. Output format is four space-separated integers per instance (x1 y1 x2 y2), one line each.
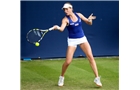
21 1 119 59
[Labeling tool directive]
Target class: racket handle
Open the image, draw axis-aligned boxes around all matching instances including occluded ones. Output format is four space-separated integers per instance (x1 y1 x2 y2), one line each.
48 27 54 31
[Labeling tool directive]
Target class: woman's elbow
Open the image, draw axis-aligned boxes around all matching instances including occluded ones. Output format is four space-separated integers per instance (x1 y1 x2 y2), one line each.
87 22 92 25
59 28 64 32
89 23 92 25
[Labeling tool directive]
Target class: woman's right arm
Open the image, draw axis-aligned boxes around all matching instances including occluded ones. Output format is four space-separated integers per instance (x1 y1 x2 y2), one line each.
53 17 68 32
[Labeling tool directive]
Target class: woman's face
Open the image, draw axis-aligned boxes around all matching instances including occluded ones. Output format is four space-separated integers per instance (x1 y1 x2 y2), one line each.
63 7 72 16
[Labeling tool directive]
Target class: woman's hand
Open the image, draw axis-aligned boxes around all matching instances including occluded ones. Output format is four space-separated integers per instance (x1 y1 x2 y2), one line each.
53 25 60 30
88 13 96 21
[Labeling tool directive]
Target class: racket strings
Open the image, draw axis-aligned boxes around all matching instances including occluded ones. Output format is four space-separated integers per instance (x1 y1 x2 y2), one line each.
27 30 43 43
36 30 42 37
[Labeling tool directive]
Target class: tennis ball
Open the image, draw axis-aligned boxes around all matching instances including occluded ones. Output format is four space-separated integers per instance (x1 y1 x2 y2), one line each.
35 42 40 46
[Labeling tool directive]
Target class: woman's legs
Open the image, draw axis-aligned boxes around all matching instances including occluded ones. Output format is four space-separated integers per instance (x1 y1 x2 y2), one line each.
80 42 102 87
58 46 76 86
80 42 98 77
61 46 76 76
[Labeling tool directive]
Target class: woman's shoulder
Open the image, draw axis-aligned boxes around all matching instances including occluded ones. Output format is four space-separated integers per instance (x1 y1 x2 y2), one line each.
75 12 82 15
63 16 68 20
62 16 69 22
75 12 83 18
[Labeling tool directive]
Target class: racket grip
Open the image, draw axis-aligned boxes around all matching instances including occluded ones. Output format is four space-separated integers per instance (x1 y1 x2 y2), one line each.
48 27 54 31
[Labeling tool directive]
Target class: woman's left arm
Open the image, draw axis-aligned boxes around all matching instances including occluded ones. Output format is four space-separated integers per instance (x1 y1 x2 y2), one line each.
77 13 96 25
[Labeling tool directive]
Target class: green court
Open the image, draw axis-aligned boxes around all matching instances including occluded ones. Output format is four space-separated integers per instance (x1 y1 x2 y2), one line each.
21 57 119 90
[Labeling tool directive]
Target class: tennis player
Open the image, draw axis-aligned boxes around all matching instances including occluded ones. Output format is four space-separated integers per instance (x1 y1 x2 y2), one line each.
52 2 102 87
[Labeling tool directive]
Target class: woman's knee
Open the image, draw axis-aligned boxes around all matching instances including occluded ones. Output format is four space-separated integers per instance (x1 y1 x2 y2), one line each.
86 54 94 61
64 60 72 66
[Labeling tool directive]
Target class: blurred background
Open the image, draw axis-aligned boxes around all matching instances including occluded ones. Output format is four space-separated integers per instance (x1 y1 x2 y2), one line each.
20 1 119 59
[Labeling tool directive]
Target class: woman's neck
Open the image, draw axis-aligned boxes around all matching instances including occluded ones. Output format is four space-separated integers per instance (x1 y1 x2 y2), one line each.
69 12 78 22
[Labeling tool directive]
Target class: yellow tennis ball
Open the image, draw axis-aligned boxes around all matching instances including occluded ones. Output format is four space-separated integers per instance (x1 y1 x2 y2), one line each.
35 42 40 46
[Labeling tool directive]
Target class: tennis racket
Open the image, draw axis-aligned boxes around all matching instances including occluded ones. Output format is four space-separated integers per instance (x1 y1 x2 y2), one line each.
26 27 54 44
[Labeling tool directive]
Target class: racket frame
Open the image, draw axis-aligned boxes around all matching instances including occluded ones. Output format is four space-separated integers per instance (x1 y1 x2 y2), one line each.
26 27 54 44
